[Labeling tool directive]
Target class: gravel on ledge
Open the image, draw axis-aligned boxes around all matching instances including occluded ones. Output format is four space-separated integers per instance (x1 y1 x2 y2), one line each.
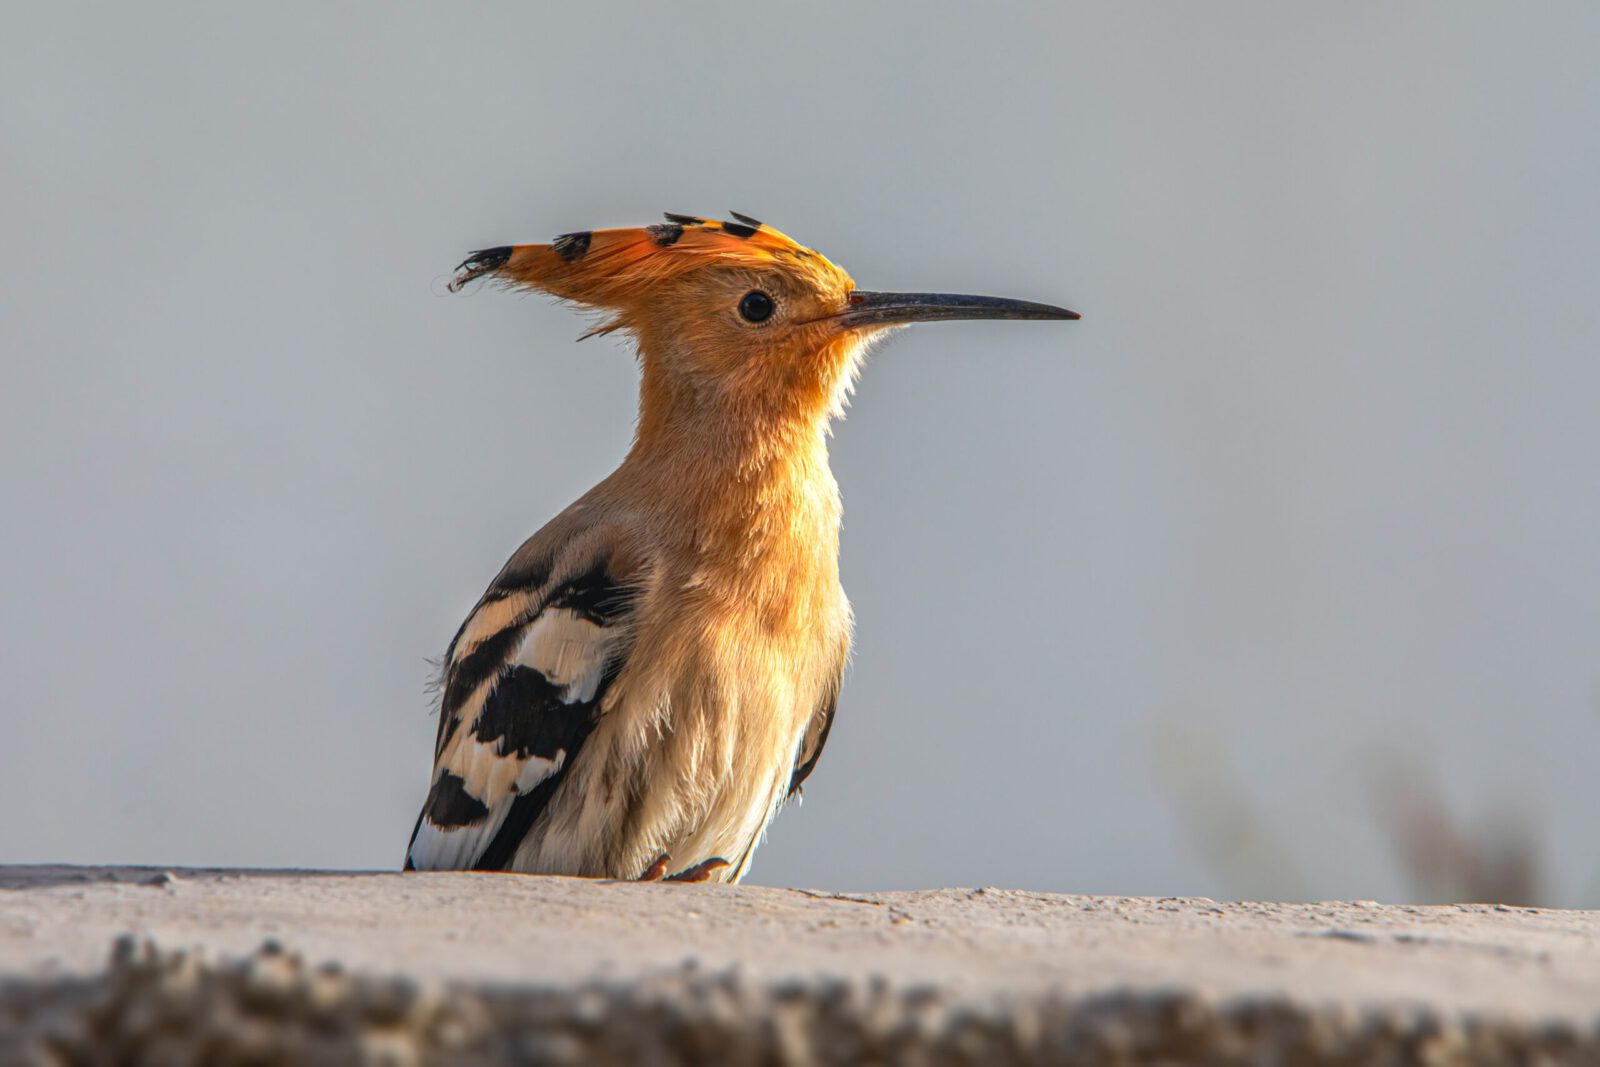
2 866 1597 1065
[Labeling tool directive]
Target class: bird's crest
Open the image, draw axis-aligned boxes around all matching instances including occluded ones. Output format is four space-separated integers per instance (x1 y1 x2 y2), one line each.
448 212 828 307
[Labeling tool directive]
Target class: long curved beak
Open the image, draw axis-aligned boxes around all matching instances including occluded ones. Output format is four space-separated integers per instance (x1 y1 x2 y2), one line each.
836 290 1079 329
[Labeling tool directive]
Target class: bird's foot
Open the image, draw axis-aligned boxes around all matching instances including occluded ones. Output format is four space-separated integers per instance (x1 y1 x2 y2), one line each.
665 857 731 883
637 853 730 883
638 853 672 881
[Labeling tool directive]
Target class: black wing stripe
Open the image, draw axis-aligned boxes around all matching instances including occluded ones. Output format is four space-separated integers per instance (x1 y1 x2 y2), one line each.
423 770 491 828
547 560 636 625
472 654 626 870
441 623 528 720
474 717 597 870
474 666 594 759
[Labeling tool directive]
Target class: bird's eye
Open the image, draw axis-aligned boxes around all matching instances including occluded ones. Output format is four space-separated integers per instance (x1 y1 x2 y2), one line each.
738 290 775 323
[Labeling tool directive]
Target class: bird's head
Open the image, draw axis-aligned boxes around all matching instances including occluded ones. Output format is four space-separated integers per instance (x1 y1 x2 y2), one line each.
450 213 1077 430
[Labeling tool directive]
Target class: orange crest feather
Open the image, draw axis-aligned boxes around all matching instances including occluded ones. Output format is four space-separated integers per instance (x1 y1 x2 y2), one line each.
448 213 823 309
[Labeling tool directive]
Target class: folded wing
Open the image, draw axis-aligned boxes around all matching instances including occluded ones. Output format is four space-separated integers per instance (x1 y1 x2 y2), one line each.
406 558 634 871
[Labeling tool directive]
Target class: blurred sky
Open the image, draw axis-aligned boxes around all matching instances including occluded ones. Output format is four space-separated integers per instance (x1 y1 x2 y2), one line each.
3 2 1598 903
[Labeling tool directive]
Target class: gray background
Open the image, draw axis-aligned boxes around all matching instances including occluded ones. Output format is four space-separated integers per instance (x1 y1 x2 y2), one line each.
3 3 1597 905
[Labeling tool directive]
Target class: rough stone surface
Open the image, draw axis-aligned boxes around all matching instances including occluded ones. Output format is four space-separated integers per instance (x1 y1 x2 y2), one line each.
2 866 1598 1064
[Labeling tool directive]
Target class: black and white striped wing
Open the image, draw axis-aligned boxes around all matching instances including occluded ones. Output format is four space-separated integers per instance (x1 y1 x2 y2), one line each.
406 559 633 871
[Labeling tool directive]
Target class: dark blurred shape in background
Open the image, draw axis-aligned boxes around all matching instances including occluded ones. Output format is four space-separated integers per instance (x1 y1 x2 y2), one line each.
1158 720 1599 907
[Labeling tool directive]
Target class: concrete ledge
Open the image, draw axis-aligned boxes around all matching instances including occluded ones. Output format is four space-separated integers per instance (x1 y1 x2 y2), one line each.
3 867 1598 1064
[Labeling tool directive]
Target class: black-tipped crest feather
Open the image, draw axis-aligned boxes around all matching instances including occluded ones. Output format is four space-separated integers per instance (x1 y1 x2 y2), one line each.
448 246 514 292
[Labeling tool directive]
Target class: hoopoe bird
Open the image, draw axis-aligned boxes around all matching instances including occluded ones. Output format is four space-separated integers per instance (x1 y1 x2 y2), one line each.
406 213 1076 883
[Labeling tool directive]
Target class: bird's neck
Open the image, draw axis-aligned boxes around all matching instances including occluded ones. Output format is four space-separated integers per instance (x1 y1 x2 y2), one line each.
619 380 842 570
